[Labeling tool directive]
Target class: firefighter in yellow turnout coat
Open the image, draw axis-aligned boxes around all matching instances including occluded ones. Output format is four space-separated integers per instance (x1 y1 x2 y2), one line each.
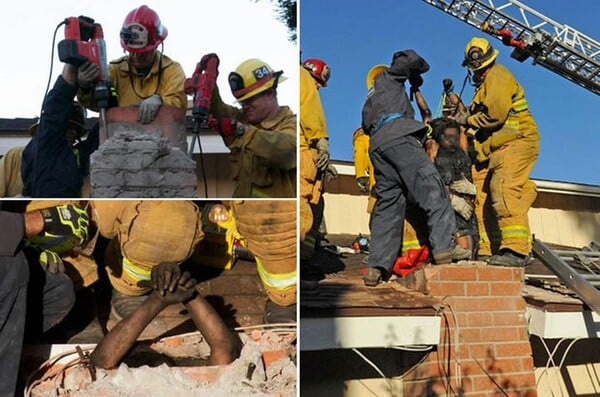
454 37 540 266
300 62 329 260
210 59 296 198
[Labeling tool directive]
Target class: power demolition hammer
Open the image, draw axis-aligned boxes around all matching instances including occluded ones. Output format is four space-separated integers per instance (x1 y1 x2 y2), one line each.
184 53 220 157
57 16 110 139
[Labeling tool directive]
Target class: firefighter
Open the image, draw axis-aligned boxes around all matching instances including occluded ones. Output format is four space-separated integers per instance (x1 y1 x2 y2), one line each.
90 200 204 320
77 5 187 123
353 126 430 260
22 64 98 198
0 146 24 197
300 58 330 266
228 201 297 324
362 50 470 287
210 58 296 198
0 203 88 396
453 37 540 267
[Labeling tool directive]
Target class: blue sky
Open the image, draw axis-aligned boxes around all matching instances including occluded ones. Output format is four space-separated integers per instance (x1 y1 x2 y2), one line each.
300 0 600 186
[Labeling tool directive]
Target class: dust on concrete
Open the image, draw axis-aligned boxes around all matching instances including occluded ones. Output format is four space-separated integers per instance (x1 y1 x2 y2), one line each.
31 330 296 397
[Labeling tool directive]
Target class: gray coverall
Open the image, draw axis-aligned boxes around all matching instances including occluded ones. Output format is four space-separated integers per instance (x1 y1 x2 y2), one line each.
0 207 75 397
362 50 457 273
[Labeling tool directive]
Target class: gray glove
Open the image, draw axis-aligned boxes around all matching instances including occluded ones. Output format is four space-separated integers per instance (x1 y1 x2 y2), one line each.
449 177 477 195
449 193 475 220
138 94 162 124
77 62 99 90
315 138 330 171
325 164 338 182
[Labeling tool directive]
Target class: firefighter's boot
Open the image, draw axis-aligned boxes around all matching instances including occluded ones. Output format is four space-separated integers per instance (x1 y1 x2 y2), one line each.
264 300 296 324
487 249 527 267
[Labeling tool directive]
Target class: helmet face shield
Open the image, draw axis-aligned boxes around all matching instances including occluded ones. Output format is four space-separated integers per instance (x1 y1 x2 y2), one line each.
120 5 167 53
463 37 499 70
120 23 149 50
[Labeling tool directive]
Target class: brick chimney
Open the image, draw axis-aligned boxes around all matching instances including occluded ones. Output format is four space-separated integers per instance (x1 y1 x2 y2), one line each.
403 263 537 396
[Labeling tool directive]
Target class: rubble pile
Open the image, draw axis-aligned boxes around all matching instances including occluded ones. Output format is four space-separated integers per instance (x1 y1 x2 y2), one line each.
31 329 296 397
90 129 197 198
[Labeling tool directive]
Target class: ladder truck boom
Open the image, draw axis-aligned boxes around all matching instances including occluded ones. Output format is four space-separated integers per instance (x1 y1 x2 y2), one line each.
421 0 600 95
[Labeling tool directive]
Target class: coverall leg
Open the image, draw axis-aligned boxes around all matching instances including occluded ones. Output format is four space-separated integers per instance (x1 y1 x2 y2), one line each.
0 256 28 396
472 160 500 256
368 136 457 272
488 136 539 256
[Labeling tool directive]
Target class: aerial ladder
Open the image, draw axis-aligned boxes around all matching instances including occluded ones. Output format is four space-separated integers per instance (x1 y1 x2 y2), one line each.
422 0 600 314
421 0 600 95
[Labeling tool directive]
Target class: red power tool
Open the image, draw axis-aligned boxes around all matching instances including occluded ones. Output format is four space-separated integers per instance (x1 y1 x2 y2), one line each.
184 54 219 130
58 16 110 139
58 16 108 81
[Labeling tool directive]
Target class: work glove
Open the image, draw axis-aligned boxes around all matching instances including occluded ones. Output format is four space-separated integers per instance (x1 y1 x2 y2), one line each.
324 164 338 182
215 117 244 139
77 61 99 90
452 111 469 126
315 138 329 171
39 250 65 274
449 177 477 196
356 176 369 193
28 205 89 256
450 193 475 221
137 94 162 124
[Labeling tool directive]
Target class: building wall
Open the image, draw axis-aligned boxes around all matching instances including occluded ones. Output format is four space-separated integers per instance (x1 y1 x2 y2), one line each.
323 164 600 249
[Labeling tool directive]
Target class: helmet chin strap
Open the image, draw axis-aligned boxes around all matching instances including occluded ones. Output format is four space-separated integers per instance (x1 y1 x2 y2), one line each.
127 42 164 100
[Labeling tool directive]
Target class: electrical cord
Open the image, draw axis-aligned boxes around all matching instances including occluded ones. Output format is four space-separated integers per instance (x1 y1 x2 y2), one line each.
30 19 67 197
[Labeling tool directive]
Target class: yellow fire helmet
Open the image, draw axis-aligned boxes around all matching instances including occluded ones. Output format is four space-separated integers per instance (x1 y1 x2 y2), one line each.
228 58 287 102
366 64 388 90
463 37 499 70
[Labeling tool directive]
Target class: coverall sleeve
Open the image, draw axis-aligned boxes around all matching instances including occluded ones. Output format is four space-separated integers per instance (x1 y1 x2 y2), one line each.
34 76 78 161
159 62 187 111
299 67 328 140
466 68 515 130
353 133 370 178
209 85 244 120
228 117 297 170
0 211 24 256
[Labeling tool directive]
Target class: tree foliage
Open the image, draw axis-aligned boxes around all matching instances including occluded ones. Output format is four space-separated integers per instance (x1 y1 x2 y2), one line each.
253 0 297 43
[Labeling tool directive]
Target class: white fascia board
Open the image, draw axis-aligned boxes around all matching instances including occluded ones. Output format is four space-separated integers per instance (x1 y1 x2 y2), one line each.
300 316 441 351
527 306 600 338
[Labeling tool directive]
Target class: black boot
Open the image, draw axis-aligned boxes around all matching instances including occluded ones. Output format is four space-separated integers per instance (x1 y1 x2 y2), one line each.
487 250 527 267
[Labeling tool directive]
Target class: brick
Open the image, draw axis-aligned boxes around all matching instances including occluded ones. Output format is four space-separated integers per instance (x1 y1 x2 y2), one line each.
478 266 524 281
435 266 479 281
466 312 493 327
432 281 466 296
490 282 523 296
466 282 491 296
458 327 482 343
484 326 522 342
492 311 527 327
495 342 533 358
262 349 287 370
466 343 495 360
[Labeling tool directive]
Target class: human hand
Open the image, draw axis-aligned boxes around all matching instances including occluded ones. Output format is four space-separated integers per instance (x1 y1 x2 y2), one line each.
151 262 183 296
356 176 369 193
77 61 99 89
150 271 198 306
325 164 338 182
137 94 162 124
315 138 329 171
28 205 89 255
451 111 469 126
214 117 241 139
39 250 65 274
